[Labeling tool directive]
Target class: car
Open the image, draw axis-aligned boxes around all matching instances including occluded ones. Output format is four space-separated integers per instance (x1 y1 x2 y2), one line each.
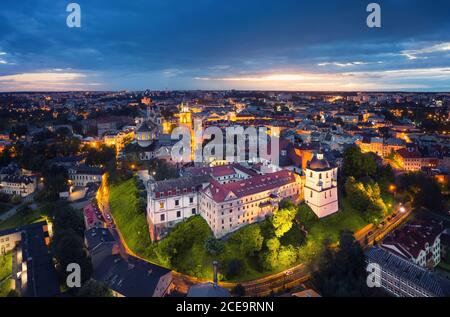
381 221 386 226
367 231 374 236
392 212 397 218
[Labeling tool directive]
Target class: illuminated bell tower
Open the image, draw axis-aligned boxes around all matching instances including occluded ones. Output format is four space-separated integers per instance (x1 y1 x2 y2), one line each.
179 102 192 127
178 102 194 161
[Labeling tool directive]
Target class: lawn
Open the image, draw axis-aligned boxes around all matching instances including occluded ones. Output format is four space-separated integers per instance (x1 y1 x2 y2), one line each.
0 252 13 297
440 261 450 272
109 178 153 258
0 208 45 231
296 197 368 263
307 198 367 243
0 203 13 215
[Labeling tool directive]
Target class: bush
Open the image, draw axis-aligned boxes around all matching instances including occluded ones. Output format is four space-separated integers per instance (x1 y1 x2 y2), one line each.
204 237 224 256
233 225 264 256
225 259 244 279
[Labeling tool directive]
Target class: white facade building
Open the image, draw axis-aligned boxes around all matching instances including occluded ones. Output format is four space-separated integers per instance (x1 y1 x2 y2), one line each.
366 246 450 297
199 170 302 238
304 153 339 218
68 165 103 187
0 175 37 197
381 219 443 269
146 175 211 241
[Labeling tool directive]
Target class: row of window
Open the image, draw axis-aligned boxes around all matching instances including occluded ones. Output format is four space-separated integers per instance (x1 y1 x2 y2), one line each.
309 189 334 198
157 187 196 198
159 208 196 222
158 197 195 209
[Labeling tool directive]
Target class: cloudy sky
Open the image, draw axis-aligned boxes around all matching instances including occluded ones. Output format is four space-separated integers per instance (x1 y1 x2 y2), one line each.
1 0 450 91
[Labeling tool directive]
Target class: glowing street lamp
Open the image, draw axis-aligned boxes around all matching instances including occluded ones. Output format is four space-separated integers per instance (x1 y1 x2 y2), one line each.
399 206 406 213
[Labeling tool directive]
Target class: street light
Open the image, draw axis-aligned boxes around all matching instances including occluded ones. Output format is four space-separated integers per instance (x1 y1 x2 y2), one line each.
399 206 406 213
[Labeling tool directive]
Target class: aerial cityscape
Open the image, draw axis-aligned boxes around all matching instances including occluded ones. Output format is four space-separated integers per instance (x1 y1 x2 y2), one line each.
0 0 450 306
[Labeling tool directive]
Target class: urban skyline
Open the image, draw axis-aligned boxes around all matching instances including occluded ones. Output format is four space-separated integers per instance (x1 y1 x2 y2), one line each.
0 0 450 303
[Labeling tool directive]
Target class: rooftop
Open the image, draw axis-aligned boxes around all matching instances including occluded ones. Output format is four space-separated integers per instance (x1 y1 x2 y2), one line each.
0 221 59 297
382 218 444 259
204 169 297 203
150 175 211 198
366 246 450 297
93 254 171 297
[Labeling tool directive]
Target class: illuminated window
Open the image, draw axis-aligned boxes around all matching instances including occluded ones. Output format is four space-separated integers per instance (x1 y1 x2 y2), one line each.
159 201 164 209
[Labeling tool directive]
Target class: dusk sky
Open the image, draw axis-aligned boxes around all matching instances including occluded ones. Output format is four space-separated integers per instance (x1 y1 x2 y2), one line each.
1 0 450 92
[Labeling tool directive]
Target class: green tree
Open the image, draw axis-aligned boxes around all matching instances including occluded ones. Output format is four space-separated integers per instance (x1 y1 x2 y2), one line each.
277 245 298 267
51 229 92 283
237 225 264 256
342 146 377 179
204 237 224 256
85 144 116 174
225 259 243 279
311 231 372 297
398 172 445 212
52 206 85 237
77 280 113 297
272 207 297 238
266 237 281 253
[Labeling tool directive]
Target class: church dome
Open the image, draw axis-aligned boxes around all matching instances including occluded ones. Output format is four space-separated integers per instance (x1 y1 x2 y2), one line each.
307 153 331 171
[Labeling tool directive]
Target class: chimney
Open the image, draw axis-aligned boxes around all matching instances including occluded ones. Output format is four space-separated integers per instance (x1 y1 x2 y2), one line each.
213 261 219 285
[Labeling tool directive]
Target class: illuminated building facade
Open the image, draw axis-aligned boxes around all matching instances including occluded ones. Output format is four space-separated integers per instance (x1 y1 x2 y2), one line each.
199 170 302 238
304 153 339 218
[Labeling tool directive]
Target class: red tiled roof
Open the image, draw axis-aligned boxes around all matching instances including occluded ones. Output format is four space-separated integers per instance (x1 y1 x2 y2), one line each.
382 219 443 259
396 148 423 159
203 170 297 203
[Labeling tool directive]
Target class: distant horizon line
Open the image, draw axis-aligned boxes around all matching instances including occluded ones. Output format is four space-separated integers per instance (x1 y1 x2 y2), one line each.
1 89 450 94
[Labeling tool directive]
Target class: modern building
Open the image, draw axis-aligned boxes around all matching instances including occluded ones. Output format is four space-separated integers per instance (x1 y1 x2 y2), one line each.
303 153 339 218
365 246 450 297
146 175 211 241
199 169 301 238
381 219 444 269
0 221 59 297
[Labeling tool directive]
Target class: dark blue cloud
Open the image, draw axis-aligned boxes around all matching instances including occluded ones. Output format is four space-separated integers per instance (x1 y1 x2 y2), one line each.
1 0 450 91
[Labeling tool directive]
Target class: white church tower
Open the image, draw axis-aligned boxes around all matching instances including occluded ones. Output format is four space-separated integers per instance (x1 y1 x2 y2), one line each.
304 152 339 218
